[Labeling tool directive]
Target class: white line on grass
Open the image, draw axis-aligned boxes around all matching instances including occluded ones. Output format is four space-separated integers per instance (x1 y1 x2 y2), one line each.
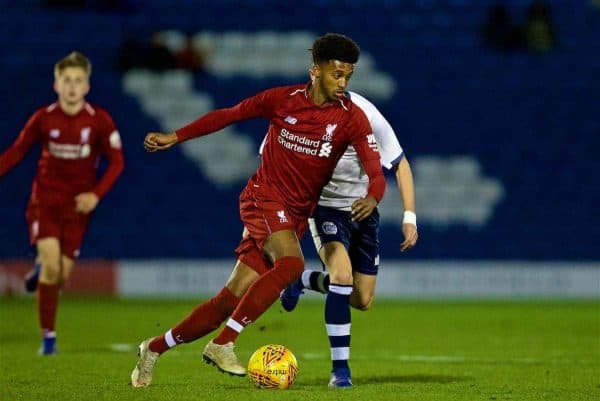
108 343 187 355
109 343 134 352
301 353 543 364
108 345 596 366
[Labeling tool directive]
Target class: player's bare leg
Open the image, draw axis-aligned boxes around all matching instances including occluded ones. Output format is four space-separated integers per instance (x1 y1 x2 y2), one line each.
59 255 75 287
132 260 258 387
38 238 62 284
322 242 353 285
280 224 332 309
208 230 304 375
350 271 376 311
36 237 62 355
262 229 305 262
225 261 262 297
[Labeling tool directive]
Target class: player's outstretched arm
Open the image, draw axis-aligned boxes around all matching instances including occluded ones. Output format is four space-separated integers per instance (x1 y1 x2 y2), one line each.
157 88 276 147
144 132 178 152
396 156 418 251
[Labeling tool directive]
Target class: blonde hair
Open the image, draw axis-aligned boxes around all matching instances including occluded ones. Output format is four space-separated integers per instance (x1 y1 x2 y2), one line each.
54 51 92 78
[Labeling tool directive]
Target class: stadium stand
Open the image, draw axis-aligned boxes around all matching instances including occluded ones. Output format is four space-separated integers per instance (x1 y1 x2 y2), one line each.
0 1 598 260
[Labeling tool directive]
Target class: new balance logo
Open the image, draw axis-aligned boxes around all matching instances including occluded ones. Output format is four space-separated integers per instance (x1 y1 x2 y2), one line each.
318 142 332 158
322 123 337 141
277 210 288 223
367 134 378 151
284 116 298 125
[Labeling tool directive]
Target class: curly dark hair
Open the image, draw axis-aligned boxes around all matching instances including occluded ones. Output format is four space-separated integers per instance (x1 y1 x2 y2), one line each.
311 33 360 65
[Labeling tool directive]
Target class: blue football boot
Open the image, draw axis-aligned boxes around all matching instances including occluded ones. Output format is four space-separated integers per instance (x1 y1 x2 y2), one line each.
24 262 41 293
39 337 57 356
328 368 353 388
279 279 304 312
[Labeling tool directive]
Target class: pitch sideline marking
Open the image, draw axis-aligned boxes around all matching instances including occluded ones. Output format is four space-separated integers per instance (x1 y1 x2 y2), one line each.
109 344 596 366
302 352 544 365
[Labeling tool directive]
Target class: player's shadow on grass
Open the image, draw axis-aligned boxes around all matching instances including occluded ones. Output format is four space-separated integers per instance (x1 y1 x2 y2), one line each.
302 374 471 386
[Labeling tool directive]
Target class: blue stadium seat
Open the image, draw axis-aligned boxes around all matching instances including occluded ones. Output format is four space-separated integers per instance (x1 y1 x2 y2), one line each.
0 1 597 260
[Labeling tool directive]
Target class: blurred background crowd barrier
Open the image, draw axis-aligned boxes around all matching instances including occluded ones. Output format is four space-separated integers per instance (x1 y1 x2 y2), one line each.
0 0 598 297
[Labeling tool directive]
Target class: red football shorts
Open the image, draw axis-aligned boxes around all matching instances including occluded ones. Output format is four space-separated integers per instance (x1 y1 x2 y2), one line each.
26 194 90 259
234 181 308 275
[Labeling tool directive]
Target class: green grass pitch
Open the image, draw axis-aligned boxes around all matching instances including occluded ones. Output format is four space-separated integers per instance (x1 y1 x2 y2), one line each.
1 296 598 401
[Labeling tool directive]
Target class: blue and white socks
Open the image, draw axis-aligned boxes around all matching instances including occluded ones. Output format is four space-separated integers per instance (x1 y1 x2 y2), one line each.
300 270 330 294
325 284 352 371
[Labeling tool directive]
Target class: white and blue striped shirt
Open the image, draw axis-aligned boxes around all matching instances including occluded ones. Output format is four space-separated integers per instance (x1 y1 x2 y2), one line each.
318 91 404 211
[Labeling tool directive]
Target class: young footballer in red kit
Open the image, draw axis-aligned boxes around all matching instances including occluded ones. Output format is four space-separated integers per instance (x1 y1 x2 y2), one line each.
131 33 386 387
0 51 124 355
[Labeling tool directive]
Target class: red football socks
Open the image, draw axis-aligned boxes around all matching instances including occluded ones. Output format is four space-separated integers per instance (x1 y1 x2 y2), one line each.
37 283 59 336
213 256 304 345
149 287 240 354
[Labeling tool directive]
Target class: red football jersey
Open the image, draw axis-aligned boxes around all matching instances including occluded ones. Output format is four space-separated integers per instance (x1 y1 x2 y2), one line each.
176 83 385 216
0 102 124 201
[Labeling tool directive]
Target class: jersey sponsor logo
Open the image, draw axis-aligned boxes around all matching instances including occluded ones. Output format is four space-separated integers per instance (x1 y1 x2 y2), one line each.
322 221 338 235
284 115 297 125
80 127 91 143
48 141 91 159
367 134 378 151
318 142 332 158
277 210 288 223
322 123 337 142
278 128 325 156
49 129 60 138
109 131 122 149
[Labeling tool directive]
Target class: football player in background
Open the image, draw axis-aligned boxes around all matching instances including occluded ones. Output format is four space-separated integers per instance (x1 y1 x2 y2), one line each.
0 51 124 355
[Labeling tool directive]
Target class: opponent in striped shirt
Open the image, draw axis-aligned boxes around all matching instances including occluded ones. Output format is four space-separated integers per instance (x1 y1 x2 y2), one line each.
280 89 418 387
